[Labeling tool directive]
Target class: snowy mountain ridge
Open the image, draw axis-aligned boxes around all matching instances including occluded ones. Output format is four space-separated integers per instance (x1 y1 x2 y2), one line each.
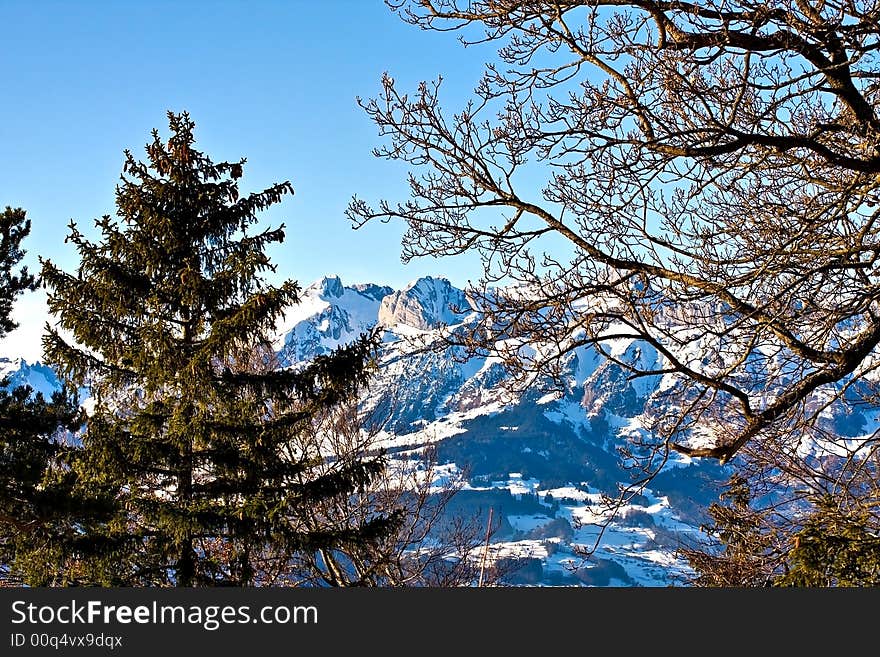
269 275 880 585
0 357 63 399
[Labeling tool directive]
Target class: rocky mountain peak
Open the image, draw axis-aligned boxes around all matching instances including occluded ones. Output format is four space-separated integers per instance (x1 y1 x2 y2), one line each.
310 275 345 299
377 276 470 330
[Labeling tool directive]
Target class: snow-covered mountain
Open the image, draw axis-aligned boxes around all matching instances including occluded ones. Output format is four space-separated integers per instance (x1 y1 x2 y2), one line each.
377 276 470 330
273 276 735 586
0 357 63 399
10 274 869 585
274 276 391 365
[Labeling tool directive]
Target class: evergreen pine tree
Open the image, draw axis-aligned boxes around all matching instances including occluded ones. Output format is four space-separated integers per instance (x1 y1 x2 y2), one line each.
0 206 82 585
684 479 880 587
777 497 880 587
40 112 400 586
0 207 35 335
0 385 92 586
680 475 782 587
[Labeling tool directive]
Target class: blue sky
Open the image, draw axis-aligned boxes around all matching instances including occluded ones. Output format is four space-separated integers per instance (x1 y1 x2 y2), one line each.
0 1 493 361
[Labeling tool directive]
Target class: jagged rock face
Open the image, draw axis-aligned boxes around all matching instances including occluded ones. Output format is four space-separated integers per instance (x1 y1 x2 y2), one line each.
317 275 345 298
377 276 469 330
